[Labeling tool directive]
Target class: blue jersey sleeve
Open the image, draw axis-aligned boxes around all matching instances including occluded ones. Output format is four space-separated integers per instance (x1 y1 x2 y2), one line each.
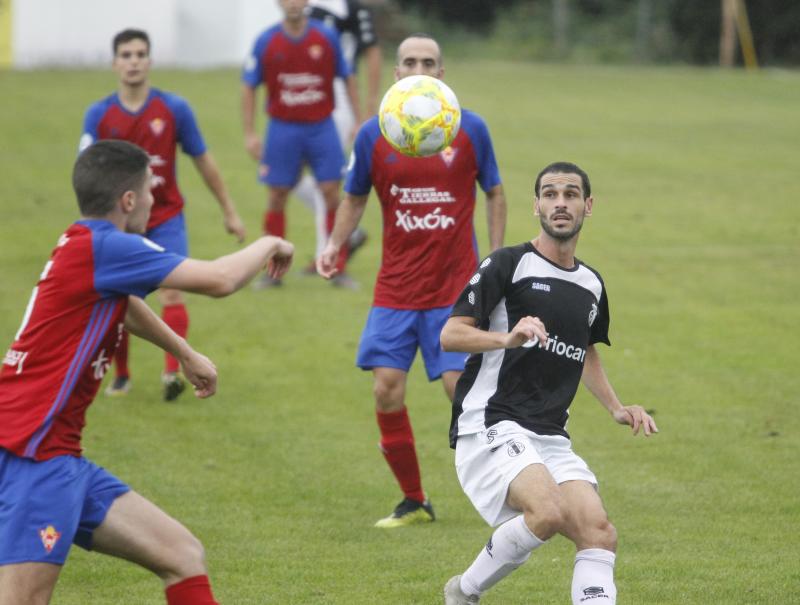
91 228 185 299
242 28 274 88
461 111 501 193
78 98 110 153
344 118 380 196
163 93 207 157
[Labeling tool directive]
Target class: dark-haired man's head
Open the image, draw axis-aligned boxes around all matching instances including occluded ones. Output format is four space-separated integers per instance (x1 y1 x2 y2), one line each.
73 140 153 233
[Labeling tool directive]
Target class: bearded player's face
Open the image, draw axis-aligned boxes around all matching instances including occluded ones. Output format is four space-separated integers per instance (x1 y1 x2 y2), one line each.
534 172 593 242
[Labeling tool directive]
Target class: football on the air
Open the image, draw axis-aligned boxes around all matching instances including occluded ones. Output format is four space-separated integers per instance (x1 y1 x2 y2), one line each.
378 74 461 157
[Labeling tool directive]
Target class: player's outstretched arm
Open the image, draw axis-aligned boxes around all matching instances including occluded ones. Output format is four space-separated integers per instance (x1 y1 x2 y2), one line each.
441 315 549 354
581 345 658 436
241 84 261 161
192 152 246 242
162 236 294 297
125 296 217 398
317 194 368 278
485 184 507 252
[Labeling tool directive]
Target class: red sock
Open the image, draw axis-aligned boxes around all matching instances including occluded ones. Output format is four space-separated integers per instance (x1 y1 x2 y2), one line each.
264 210 286 237
165 575 219 605
326 209 349 272
113 329 130 379
162 304 189 374
376 408 425 503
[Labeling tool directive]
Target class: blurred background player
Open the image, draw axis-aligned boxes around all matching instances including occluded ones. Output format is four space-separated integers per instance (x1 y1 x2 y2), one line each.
79 29 247 401
294 0 384 274
242 0 361 288
0 140 293 605
439 162 658 605
318 34 507 527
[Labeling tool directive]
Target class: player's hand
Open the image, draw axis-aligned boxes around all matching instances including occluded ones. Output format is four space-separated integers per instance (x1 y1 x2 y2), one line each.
505 316 548 349
180 350 218 399
245 133 261 162
316 242 340 279
224 211 246 243
612 405 659 437
266 237 294 279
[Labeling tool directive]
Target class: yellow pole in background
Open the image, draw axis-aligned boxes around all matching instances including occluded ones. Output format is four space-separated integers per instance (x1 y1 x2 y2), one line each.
735 0 759 70
0 0 12 68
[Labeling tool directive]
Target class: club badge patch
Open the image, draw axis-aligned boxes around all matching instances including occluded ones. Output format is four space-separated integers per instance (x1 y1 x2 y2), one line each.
39 525 61 553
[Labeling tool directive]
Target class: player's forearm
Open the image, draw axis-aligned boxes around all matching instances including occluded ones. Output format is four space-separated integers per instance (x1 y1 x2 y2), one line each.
440 318 509 353
124 296 192 360
581 345 624 415
241 84 258 136
205 236 288 294
330 196 367 248
193 153 236 215
346 75 363 123
486 185 507 251
364 46 383 116
161 236 290 297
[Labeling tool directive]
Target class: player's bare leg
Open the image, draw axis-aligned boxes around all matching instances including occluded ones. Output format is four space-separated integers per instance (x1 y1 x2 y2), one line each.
319 179 357 289
158 288 188 401
441 370 461 402
0 562 61 605
454 464 557 600
255 186 291 289
91 491 219 604
559 480 618 604
372 367 434 527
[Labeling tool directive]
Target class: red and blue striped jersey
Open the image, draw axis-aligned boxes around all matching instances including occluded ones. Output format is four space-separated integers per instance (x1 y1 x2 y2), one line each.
242 19 351 122
0 220 184 460
79 89 207 230
344 110 502 309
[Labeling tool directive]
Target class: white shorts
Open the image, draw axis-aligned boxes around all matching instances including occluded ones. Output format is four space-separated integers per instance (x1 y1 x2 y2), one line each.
455 420 597 527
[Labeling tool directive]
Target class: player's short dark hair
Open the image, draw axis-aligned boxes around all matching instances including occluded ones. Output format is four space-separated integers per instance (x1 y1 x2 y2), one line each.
113 29 150 55
534 162 592 198
397 33 443 65
73 140 150 216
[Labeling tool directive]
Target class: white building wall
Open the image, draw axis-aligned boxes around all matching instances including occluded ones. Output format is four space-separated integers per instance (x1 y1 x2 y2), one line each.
12 0 281 68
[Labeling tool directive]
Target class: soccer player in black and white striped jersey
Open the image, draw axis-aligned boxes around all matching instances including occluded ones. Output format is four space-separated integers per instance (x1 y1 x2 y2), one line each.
440 162 658 605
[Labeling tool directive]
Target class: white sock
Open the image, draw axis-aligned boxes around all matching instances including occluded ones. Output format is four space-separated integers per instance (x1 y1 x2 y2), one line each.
460 515 545 597
572 548 616 604
293 174 327 257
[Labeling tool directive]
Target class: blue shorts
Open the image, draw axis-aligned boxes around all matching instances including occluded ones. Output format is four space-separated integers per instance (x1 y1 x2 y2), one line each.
357 306 468 381
0 449 130 565
147 212 188 256
260 117 345 187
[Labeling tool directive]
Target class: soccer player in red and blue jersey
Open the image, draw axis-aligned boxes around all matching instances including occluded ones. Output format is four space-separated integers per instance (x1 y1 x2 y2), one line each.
318 35 507 527
241 0 361 288
80 29 246 400
0 140 293 605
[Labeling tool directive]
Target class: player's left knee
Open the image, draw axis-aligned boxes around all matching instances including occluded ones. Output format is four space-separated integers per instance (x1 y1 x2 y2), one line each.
592 518 617 551
160 532 207 582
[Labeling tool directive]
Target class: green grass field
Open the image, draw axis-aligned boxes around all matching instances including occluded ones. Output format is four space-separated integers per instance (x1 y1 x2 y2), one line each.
1 61 798 604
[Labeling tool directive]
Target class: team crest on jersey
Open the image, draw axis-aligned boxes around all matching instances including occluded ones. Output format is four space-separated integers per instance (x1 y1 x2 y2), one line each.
39 525 61 553
507 440 525 457
149 118 166 136
588 302 598 327
439 146 457 167
308 44 324 60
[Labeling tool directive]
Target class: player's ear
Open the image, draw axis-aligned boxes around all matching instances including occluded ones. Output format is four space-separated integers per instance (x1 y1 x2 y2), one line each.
534 197 541 216
120 190 136 214
584 195 593 216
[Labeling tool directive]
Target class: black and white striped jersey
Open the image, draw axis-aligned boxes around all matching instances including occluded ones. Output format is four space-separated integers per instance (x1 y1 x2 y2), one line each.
449 242 611 447
308 0 378 69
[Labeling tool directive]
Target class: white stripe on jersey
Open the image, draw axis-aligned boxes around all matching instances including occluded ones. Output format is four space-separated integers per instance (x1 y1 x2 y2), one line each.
457 297 509 438
511 252 603 302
